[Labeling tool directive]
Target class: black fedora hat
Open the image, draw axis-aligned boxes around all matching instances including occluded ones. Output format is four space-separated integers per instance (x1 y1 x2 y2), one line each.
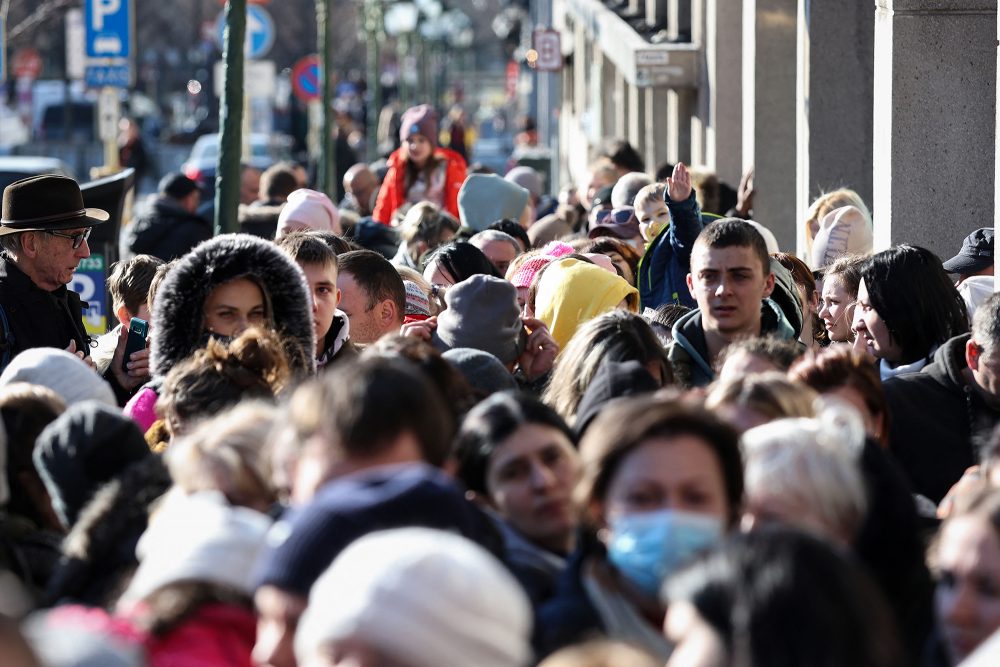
0 174 109 236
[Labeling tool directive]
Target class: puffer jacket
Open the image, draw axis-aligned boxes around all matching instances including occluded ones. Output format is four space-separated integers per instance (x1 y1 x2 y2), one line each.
372 146 467 224
122 196 212 262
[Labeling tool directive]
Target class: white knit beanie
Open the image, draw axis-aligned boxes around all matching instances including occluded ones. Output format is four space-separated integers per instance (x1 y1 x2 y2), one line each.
0 347 116 408
119 490 272 604
295 528 533 667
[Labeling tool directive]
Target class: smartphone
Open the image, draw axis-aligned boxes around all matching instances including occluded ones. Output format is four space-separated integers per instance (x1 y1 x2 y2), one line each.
121 317 149 373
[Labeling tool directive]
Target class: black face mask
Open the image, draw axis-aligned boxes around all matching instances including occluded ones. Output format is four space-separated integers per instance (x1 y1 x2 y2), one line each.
198 330 235 348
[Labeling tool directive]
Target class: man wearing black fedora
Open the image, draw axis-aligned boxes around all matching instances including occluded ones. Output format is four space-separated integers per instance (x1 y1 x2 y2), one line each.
0 174 109 369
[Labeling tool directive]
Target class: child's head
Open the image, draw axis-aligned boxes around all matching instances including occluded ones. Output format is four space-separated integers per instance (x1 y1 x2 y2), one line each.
108 254 164 326
633 183 670 241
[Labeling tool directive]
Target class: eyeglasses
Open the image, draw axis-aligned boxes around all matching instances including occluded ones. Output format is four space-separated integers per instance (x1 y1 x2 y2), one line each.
45 228 92 249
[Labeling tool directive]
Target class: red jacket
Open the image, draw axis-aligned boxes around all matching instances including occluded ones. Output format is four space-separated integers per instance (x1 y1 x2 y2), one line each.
372 146 467 224
145 603 256 667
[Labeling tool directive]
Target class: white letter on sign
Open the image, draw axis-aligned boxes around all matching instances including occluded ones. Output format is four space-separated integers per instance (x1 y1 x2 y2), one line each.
93 0 121 31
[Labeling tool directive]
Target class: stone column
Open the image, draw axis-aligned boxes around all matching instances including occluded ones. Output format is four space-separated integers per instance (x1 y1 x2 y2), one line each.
644 87 670 172
628 83 645 160
873 0 997 261
702 0 743 185
795 0 874 257
667 90 695 165
614 68 628 139
743 0 797 250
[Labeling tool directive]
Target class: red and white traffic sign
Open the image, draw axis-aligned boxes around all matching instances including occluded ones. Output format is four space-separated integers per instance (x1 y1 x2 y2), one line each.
12 48 42 79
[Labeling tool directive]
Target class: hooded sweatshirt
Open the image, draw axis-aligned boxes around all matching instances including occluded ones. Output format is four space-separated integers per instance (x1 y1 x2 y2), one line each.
535 259 640 352
668 299 796 389
882 333 999 504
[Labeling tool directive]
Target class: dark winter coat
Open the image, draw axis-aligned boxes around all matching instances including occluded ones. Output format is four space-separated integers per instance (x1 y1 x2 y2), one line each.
122 196 212 262
237 201 284 240
150 233 315 379
883 333 997 504
0 257 90 371
533 535 605 658
668 299 797 388
636 190 704 310
44 456 172 607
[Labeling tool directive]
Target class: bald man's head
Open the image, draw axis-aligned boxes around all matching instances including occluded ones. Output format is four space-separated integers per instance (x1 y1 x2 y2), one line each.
343 164 378 216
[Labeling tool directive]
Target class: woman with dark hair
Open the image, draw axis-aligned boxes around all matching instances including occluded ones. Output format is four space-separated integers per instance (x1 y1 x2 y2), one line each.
454 391 581 604
534 398 743 660
854 245 968 379
421 241 500 307
663 528 903 667
123 234 314 433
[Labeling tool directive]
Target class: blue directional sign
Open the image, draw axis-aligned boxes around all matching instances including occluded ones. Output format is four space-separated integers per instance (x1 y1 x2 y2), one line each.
85 64 131 88
85 0 132 59
216 6 275 60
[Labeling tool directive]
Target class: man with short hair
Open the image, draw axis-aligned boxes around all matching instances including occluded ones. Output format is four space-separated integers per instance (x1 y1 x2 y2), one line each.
252 357 500 667
469 229 521 277
336 249 405 345
884 293 1000 504
669 218 795 388
0 175 107 369
239 162 300 238
122 172 210 261
276 232 354 367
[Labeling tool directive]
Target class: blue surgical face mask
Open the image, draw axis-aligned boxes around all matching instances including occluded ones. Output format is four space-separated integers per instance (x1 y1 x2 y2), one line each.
606 509 724 597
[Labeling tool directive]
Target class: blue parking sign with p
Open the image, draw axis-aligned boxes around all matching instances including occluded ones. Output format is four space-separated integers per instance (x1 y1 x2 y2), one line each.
85 0 131 59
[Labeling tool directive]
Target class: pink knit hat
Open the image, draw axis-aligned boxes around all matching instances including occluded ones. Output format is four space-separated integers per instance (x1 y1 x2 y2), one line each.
276 189 341 238
540 241 575 258
508 255 556 289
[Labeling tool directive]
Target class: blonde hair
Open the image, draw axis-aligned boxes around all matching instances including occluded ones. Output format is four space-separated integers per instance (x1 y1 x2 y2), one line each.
804 189 871 255
705 372 817 422
166 401 278 510
688 166 721 214
742 408 868 543
632 182 666 213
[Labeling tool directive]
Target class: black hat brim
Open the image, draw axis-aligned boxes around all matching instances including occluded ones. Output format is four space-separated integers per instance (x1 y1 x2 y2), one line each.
942 253 992 275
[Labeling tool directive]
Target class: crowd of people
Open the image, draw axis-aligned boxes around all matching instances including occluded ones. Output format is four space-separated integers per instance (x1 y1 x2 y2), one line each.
0 102 998 666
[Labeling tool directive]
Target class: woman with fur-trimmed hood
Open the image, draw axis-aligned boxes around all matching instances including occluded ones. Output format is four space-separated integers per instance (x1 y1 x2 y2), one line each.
124 234 315 433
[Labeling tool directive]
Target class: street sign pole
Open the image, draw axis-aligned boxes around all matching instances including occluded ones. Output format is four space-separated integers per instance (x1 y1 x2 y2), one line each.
215 0 247 236
317 0 332 197
98 87 121 171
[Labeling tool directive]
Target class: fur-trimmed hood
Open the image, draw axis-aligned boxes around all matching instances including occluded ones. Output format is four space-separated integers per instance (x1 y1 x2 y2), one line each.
151 233 316 378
